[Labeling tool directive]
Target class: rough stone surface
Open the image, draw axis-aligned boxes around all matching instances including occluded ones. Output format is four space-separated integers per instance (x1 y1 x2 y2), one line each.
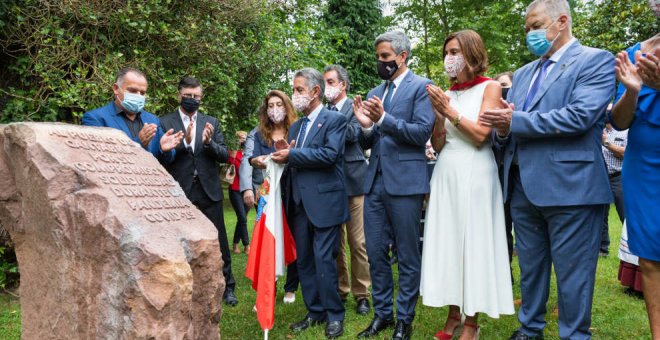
0 123 224 339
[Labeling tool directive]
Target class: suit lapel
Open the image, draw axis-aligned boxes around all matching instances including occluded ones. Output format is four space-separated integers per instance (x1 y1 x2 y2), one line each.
194 113 205 155
290 119 302 145
173 111 186 134
303 109 327 148
514 61 539 109
340 98 354 117
528 42 583 110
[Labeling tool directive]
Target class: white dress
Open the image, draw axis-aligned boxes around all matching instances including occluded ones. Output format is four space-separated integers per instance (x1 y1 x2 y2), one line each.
420 82 514 318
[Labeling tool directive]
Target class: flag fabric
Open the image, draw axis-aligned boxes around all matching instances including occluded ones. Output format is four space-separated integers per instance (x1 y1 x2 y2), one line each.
245 157 297 332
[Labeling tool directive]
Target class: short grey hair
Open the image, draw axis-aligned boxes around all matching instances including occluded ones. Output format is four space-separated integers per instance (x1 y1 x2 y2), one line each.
323 64 351 93
526 0 572 29
116 67 146 86
294 68 325 96
375 30 412 61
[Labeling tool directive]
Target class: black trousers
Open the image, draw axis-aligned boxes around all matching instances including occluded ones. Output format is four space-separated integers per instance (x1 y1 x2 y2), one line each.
190 180 235 291
601 173 625 253
228 189 249 246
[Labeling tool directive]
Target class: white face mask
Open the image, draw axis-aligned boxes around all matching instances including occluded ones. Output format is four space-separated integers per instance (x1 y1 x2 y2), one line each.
267 107 286 123
444 54 466 78
324 84 342 102
292 93 313 112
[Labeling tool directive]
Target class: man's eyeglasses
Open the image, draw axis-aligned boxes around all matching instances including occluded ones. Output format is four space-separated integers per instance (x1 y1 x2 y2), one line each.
181 93 203 100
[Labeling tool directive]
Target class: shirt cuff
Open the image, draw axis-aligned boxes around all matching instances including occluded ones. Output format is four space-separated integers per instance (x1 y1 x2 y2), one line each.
361 123 375 135
376 112 387 126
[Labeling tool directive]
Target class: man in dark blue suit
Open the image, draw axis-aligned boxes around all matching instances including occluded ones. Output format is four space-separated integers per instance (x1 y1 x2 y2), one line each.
352 31 434 340
323 64 371 315
481 0 615 339
271 68 349 339
82 67 182 161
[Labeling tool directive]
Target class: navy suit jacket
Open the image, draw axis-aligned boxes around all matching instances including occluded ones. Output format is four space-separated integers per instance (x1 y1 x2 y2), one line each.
159 111 229 202
360 70 435 196
339 98 368 197
495 41 615 206
287 106 350 228
82 102 175 163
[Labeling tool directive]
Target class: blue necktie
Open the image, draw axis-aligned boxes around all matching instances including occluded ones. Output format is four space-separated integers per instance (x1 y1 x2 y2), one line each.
523 59 554 111
327 104 338 111
382 81 396 113
297 117 310 147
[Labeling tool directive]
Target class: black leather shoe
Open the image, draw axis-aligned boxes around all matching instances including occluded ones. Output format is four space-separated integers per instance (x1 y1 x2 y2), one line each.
325 320 344 338
392 320 412 340
356 298 371 315
508 330 544 340
223 289 238 306
289 316 324 332
357 316 394 337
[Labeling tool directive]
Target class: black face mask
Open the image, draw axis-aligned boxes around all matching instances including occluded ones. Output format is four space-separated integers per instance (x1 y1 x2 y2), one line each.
181 96 200 114
501 87 510 100
377 59 400 80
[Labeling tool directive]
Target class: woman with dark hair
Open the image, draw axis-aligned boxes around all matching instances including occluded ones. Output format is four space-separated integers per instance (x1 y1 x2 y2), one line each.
420 30 514 340
250 90 300 304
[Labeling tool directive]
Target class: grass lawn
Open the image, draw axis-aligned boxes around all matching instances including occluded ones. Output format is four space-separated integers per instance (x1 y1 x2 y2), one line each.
0 202 650 339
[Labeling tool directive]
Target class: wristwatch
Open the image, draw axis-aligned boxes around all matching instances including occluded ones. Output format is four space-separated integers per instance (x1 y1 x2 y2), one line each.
452 114 463 127
603 141 610 147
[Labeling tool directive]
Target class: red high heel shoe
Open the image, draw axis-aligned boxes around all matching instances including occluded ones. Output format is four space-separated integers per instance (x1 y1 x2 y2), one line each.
434 314 463 340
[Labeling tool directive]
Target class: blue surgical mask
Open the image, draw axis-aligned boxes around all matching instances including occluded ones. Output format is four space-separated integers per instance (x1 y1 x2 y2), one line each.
526 22 561 57
120 91 146 113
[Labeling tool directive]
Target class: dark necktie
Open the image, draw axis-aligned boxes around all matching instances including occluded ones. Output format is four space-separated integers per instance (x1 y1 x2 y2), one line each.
523 58 554 111
382 81 396 113
327 104 338 111
297 117 310 147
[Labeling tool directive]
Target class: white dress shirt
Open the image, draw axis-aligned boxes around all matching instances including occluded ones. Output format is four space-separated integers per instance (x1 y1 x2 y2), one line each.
179 108 197 152
334 96 348 112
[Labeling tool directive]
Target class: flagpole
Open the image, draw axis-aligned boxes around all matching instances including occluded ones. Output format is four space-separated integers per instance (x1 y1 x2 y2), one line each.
264 329 268 340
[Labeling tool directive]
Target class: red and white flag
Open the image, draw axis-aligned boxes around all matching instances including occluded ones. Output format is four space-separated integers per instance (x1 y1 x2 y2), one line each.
245 157 296 336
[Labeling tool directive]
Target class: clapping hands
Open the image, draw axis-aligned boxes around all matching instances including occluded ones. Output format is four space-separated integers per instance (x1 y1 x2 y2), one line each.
480 98 515 136
352 95 385 128
271 139 296 164
160 128 184 152
426 85 451 119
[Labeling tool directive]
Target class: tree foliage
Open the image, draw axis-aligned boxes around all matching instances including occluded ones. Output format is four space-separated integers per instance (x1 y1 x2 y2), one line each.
573 0 659 55
388 0 531 86
324 0 384 95
0 0 343 137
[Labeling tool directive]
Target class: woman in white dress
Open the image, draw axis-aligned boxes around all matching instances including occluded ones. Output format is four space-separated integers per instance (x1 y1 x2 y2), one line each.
420 30 514 340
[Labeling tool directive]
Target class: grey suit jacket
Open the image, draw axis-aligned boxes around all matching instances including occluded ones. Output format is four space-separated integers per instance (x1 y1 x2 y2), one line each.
337 98 368 197
239 127 263 193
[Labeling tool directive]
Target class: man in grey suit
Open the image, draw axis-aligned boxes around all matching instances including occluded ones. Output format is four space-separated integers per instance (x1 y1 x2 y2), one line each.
323 65 371 315
481 0 615 339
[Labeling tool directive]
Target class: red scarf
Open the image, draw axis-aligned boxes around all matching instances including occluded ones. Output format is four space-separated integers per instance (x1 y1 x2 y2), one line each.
449 76 492 91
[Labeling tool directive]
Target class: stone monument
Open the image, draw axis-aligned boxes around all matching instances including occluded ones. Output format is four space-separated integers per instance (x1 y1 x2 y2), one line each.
0 123 224 339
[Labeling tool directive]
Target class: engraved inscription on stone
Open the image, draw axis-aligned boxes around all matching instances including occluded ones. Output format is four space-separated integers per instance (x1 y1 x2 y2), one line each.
49 127 194 222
